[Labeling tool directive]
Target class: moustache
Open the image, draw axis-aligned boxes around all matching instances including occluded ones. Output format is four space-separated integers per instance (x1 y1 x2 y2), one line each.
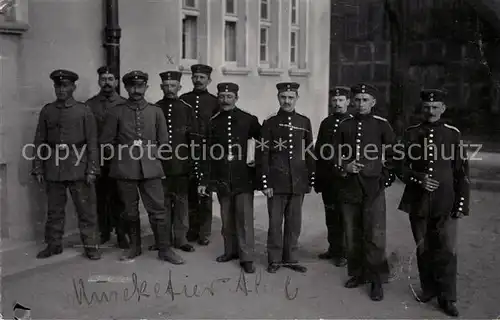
103 84 112 88
194 82 203 86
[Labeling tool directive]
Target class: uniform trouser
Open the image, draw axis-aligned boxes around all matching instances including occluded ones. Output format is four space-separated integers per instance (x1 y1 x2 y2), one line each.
116 179 171 250
188 178 212 240
95 169 124 237
410 214 458 301
218 192 255 262
341 191 389 282
267 194 304 264
162 181 189 246
45 181 98 249
321 191 346 258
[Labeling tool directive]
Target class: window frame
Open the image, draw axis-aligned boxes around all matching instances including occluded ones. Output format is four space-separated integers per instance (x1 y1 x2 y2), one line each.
225 0 237 16
290 29 299 66
259 24 271 65
260 0 270 21
183 0 197 10
224 20 238 63
221 0 251 74
181 13 199 62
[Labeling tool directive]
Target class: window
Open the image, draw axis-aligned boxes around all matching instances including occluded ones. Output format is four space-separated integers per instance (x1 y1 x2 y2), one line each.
291 0 298 25
182 15 198 60
222 0 249 72
225 0 236 15
183 0 196 9
290 30 298 65
288 0 308 72
260 0 269 20
259 27 269 63
180 0 208 67
225 21 237 62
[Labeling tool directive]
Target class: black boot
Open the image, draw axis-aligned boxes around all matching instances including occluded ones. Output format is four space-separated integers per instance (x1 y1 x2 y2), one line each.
120 221 141 261
116 220 129 249
36 245 63 259
155 224 185 265
148 227 159 251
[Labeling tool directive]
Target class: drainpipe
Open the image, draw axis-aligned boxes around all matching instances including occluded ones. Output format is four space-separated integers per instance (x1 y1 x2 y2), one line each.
103 0 121 93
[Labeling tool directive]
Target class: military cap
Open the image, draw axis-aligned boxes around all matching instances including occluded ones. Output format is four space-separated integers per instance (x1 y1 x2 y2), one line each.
351 83 378 97
330 86 350 97
160 71 182 82
191 64 213 75
217 82 239 94
122 70 149 85
49 69 79 83
420 88 446 102
97 66 118 78
276 82 300 93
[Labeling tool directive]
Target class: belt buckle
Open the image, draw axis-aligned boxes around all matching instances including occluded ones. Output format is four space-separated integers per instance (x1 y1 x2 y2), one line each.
133 140 143 146
57 144 68 151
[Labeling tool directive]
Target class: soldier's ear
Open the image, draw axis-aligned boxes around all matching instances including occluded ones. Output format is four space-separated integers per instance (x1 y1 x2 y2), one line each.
179 84 183 91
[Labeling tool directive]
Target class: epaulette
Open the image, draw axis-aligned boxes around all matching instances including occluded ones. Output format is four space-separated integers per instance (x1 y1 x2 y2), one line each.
339 116 355 125
265 112 278 120
373 115 388 122
210 111 221 120
444 123 460 133
180 99 193 108
295 111 310 120
405 123 421 131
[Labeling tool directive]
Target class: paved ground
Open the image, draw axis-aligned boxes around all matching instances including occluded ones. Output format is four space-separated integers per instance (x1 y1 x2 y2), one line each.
1 183 500 319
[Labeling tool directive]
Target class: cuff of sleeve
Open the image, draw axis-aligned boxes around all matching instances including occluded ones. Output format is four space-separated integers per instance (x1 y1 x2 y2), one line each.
310 172 315 186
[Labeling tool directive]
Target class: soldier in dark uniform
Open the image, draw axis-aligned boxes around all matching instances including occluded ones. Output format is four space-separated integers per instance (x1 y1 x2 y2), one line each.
150 70 198 253
315 86 353 267
99 70 184 264
86 66 128 248
32 69 101 260
396 89 469 317
259 82 315 274
332 83 396 301
198 82 261 273
180 64 219 246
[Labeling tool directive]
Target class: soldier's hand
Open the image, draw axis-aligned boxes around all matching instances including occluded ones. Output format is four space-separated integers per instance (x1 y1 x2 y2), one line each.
345 160 364 174
423 175 440 192
262 188 273 198
86 174 96 185
451 211 464 219
198 185 209 197
35 174 44 184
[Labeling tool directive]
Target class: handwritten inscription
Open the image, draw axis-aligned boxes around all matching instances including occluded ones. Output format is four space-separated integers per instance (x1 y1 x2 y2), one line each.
73 268 298 306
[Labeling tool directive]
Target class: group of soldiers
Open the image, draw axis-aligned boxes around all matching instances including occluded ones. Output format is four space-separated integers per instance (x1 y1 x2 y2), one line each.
31 63 469 317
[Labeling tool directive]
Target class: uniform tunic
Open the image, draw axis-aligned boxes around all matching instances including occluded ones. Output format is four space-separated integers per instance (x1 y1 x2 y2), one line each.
156 97 199 245
315 112 353 258
259 109 315 264
397 120 470 301
179 89 219 240
332 113 397 281
31 97 99 247
99 99 168 180
86 92 127 239
201 107 261 261
98 98 170 249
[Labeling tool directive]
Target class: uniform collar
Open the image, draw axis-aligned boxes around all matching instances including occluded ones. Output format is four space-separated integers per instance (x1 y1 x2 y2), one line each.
126 98 148 110
193 89 209 95
161 96 179 102
332 112 350 119
422 119 445 127
278 108 296 116
55 97 77 108
98 91 119 102
354 112 372 120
